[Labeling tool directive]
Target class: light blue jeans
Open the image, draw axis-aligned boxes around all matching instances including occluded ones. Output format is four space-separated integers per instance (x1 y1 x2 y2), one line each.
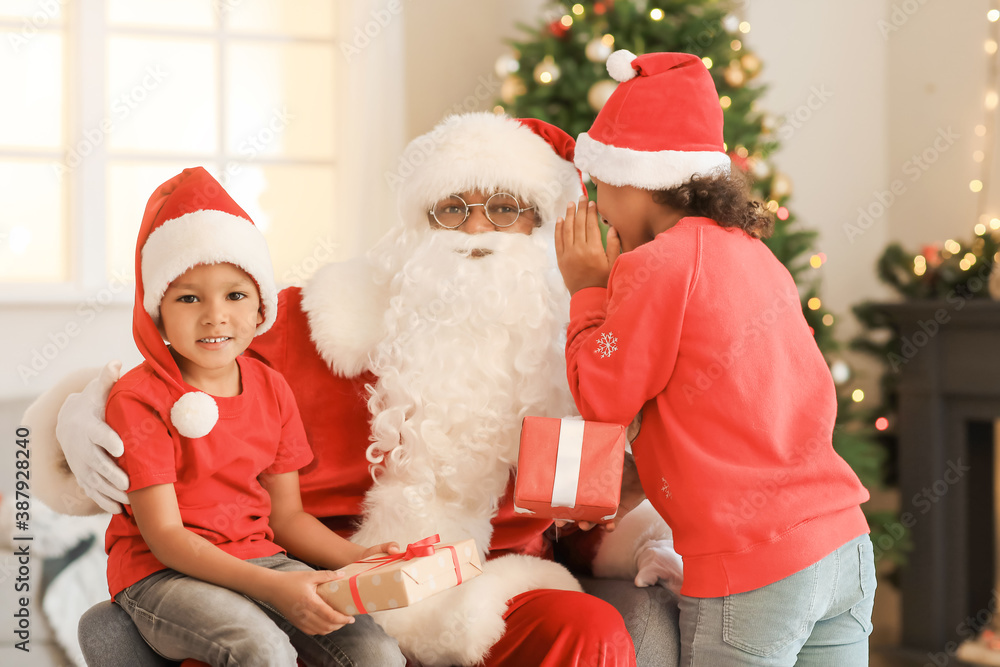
678 534 876 666
114 553 405 667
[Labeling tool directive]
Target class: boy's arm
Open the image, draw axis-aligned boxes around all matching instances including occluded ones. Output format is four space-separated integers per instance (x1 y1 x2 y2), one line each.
260 471 399 570
130 483 354 634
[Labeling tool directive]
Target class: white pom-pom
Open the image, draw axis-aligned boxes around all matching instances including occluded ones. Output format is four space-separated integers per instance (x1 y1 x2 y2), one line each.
170 391 218 439
606 49 638 82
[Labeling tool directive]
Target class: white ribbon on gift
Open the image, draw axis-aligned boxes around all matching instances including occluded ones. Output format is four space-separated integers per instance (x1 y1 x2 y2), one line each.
550 418 586 508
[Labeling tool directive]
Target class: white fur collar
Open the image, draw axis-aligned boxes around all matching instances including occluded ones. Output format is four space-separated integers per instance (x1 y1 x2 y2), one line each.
300 256 389 378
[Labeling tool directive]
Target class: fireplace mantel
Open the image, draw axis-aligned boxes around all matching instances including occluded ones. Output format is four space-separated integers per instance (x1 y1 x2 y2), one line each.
877 299 999 658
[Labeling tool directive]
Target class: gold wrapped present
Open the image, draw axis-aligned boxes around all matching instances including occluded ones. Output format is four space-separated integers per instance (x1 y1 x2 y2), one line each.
319 535 483 615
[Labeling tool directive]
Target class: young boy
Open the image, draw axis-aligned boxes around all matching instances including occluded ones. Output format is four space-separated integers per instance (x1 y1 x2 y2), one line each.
555 51 876 665
104 167 405 667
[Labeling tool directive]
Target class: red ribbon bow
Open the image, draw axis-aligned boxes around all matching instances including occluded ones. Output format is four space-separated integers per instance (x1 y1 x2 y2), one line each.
347 534 463 614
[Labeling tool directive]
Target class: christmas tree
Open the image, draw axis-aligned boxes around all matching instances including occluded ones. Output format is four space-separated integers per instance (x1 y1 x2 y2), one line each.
497 0 905 564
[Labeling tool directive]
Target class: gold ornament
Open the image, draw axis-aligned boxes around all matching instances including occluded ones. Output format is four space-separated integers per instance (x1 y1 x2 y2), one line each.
771 172 792 198
750 157 771 179
533 56 561 85
740 53 761 76
501 75 527 104
587 79 618 110
585 36 613 62
724 61 745 87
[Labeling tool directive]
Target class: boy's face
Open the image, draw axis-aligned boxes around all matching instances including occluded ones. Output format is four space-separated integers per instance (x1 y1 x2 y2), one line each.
159 262 263 383
593 178 660 253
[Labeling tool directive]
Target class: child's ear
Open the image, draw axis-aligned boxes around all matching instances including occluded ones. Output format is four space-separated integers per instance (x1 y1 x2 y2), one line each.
256 307 264 327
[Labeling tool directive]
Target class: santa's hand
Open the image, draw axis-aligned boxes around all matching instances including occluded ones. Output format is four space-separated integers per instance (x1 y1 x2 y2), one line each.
56 361 130 513
635 538 683 593
359 541 401 559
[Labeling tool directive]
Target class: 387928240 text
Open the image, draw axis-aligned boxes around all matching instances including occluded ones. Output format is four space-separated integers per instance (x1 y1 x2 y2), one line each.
12 426 32 653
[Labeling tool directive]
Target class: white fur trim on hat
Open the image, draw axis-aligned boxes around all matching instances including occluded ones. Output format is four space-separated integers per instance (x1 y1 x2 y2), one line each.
394 112 582 230
170 391 218 438
606 49 638 82
142 210 277 335
575 131 731 191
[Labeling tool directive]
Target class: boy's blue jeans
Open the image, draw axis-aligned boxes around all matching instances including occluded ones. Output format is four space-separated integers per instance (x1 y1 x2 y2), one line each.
678 533 876 666
114 553 405 667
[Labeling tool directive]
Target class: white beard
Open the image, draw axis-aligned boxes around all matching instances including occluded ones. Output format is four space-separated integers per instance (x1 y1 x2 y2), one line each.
348 229 584 667
352 229 576 558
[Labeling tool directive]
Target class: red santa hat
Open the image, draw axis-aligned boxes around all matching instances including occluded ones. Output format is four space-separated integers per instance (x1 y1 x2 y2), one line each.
395 112 585 229
132 166 276 438
575 50 731 190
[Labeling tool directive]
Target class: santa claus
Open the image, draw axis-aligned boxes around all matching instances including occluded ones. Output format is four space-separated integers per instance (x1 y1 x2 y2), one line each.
26 112 678 666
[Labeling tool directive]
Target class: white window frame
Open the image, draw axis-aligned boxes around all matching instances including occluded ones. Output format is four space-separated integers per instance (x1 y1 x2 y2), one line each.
1 0 406 305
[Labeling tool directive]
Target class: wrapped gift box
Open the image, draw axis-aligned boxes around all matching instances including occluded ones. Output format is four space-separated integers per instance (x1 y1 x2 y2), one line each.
319 536 482 615
514 416 626 523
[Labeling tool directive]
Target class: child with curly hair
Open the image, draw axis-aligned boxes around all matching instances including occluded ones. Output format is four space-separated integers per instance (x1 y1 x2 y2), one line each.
555 50 876 666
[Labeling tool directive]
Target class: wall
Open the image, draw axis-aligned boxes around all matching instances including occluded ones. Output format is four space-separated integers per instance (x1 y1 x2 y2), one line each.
745 0 892 342
401 0 547 139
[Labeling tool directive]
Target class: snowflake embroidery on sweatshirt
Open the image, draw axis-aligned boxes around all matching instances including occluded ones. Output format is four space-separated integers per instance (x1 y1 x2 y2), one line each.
661 478 672 499
595 332 618 358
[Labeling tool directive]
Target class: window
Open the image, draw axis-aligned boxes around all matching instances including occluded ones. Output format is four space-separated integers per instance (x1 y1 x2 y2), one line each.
1 0 343 299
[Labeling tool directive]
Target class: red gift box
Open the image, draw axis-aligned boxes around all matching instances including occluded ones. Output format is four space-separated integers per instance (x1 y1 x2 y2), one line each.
513 416 626 523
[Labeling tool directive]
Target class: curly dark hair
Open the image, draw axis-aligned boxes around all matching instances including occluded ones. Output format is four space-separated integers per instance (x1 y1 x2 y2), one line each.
653 169 774 239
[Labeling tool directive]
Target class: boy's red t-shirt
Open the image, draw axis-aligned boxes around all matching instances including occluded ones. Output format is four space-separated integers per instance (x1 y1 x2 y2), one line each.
104 356 313 598
566 217 870 597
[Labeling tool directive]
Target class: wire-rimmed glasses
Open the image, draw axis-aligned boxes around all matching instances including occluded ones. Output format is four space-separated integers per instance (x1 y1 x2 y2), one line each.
429 193 535 229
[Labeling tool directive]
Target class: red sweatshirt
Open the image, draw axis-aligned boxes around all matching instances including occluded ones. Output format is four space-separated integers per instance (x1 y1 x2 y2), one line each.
566 216 869 597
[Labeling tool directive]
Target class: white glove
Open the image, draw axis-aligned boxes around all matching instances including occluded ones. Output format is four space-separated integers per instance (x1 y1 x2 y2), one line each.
56 361 130 514
634 538 684 593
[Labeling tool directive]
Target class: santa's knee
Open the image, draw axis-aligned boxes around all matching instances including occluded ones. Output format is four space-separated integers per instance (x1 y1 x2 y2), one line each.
508 589 635 660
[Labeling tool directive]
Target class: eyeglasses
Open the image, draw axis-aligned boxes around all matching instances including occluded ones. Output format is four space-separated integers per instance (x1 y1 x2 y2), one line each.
429 193 535 229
